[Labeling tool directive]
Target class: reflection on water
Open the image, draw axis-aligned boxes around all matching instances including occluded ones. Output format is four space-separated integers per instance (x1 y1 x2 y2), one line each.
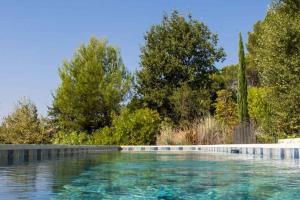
0 153 120 199
1 152 300 199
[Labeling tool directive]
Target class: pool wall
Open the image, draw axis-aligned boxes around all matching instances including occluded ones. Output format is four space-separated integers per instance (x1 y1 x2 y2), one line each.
1 143 300 164
0 145 120 165
121 144 300 160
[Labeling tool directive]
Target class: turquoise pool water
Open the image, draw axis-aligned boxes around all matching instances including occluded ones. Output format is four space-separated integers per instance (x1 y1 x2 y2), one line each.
1 152 300 199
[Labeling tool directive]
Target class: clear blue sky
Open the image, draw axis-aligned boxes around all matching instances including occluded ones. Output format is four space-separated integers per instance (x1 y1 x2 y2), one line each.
0 0 270 118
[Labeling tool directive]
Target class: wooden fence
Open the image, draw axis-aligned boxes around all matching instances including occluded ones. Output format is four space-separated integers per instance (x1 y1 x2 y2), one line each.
233 120 256 144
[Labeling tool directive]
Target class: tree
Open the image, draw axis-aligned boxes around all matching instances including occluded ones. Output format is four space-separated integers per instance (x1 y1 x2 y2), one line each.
169 83 211 124
248 0 300 137
213 64 238 91
0 99 50 144
246 21 262 87
50 37 132 134
237 33 249 122
136 11 225 122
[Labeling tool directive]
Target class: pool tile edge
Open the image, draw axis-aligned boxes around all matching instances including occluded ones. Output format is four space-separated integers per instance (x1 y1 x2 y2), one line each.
120 145 300 160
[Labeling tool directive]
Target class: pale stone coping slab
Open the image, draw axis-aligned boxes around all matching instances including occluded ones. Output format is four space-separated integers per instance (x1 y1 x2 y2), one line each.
120 144 300 160
0 144 120 150
278 138 300 144
2 143 300 165
121 144 300 149
0 145 120 165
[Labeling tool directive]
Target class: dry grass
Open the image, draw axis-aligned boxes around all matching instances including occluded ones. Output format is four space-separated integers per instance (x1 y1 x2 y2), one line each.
157 116 233 145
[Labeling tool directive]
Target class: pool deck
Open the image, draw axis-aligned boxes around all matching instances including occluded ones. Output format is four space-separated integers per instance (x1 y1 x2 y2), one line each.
1 142 300 164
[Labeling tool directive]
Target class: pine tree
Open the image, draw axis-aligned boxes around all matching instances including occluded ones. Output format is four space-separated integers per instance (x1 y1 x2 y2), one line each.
237 33 249 122
49 37 132 133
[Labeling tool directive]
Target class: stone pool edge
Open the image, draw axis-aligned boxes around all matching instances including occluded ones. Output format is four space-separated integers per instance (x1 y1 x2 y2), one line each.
0 144 120 164
121 144 300 160
1 144 300 164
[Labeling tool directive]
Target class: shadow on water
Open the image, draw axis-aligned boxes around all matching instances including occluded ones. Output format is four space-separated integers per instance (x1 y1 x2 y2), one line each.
0 152 121 199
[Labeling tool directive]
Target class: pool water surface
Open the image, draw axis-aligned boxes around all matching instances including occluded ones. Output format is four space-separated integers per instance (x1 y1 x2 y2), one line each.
1 152 300 199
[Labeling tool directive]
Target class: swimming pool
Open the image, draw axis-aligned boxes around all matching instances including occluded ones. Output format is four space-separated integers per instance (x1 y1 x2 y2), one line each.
1 152 300 199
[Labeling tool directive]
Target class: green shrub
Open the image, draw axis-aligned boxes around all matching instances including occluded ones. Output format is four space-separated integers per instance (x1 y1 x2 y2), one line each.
248 87 268 123
52 131 90 145
113 108 160 145
52 108 160 145
90 127 113 145
248 87 285 143
215 89 238 127
91 108 160 145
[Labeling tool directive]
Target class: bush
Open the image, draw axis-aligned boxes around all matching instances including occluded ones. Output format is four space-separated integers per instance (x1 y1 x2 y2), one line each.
215 89 238 127
51 108 160 145
248 87 286 143
113 108 160 145
90 127 113 145
248 87 269 123
90 108 161 145
157 116 232 145
52 131 90 145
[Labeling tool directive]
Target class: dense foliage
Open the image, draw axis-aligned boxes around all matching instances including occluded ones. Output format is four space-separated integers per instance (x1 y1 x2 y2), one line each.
0 99 51 144
169 83 211 125
49 37 131 134
136 11 225 123
215 90 238 127
92 108 160 145
1 2 299 145
52 131 90 145
247 0 300 138
247 87 277 142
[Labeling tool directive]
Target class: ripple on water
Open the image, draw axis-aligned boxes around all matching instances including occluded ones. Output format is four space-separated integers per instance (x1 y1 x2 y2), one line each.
1 152 300 199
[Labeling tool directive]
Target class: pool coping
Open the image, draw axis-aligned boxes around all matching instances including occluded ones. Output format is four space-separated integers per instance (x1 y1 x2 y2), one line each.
1 144 300 164
0 145 120 165
0 144 120 150
121 144 300 160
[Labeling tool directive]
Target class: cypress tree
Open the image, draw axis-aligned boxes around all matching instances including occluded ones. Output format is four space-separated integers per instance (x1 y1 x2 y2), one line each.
237 33 249 122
